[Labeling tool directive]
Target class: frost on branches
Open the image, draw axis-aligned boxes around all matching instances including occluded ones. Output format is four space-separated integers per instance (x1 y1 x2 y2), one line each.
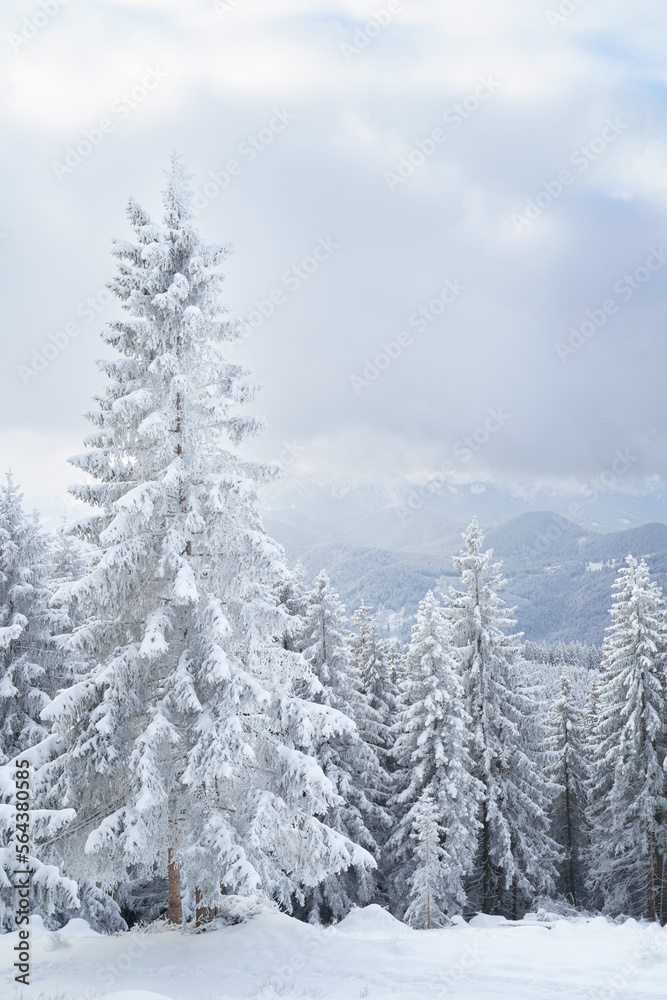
351 605 396 757
0 474 78 924
46 156 371 921
446 518 559 917
547 668 590 908
299 571 387 922
403 792 449 929
587 556 667 921
0 473 64 761
388 592 481 921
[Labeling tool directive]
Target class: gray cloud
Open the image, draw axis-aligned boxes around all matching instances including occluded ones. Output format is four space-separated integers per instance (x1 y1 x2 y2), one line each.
2 0 667 511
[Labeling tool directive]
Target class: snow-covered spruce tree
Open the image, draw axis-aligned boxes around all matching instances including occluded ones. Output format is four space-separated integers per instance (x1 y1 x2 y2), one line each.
582 674 605 911
382 636 407 689
51 522 92 594
403 792 451 929
388 592 481 921
0 752 79 930
44 156 373 924
0 475 83 925
0 473 63 761
275 562 310 654
50 878 127 934
547 668 590 907
445 517 560 917
351 606 396 757
48 524 96 690
587 556 667 921
300 571 390 921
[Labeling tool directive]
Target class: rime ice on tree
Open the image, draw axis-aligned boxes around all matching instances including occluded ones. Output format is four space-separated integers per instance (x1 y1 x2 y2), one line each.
587 556 667 921
547 668 590 908
46 157 371 922
0 474 78 923
300 571 388 921
388 591 481 920
446 518 559 917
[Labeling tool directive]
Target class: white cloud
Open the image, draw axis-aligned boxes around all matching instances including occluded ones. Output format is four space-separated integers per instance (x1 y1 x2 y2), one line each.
2 0 667 501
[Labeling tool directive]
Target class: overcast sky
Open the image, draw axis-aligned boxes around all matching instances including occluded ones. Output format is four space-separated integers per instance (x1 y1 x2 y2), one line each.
2 0 667 516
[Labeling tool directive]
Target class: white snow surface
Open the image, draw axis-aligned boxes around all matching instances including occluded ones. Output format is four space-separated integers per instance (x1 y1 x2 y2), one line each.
103 994 173 1000
104 990 175 1000
2 907 667 999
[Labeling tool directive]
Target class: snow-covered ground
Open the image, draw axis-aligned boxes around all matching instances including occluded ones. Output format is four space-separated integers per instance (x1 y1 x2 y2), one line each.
3 905 667 1000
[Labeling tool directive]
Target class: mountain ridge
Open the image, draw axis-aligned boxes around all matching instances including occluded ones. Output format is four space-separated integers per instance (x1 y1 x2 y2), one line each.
262 476 667 644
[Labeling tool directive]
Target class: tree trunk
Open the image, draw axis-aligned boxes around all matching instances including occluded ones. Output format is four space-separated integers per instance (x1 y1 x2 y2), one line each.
482 810 493 914
168 847 183 924
426 826 431 930
563 744 577 907
647 823 657 922
656 842 665 925
195 887 214 927
640 689 657 922
495 866 504 917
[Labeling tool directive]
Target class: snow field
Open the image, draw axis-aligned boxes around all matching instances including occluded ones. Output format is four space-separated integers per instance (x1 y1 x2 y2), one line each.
3 905 667 1000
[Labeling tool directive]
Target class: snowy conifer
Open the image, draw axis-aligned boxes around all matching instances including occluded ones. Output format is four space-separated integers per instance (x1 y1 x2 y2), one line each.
351 606 396 756
0 475 81 923
44 157 373 922
0 473 62 760
382 636 407 690
446 517 559 916
301 571 390 920
276 562 310 654
404 793 449 929
547 668 590 907
388 592 481 919
587 556 667 920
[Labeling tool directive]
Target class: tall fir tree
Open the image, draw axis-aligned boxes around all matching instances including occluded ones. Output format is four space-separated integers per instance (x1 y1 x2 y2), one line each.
388 592 481 920
44 157 373 922
351 606 396 758
0 474 78 924
275 562 310 654
301 571 390 921
403 792 448 929
587 556 667 921
446 517 559 917
0 473 62 760
547 668 590 907
382 636 407 690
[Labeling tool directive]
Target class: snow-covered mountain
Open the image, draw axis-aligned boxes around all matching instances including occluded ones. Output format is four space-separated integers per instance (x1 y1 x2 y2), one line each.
261 475 667 644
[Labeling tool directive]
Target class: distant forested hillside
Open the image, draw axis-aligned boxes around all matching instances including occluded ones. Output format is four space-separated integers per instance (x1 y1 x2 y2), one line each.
263 480 667 643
